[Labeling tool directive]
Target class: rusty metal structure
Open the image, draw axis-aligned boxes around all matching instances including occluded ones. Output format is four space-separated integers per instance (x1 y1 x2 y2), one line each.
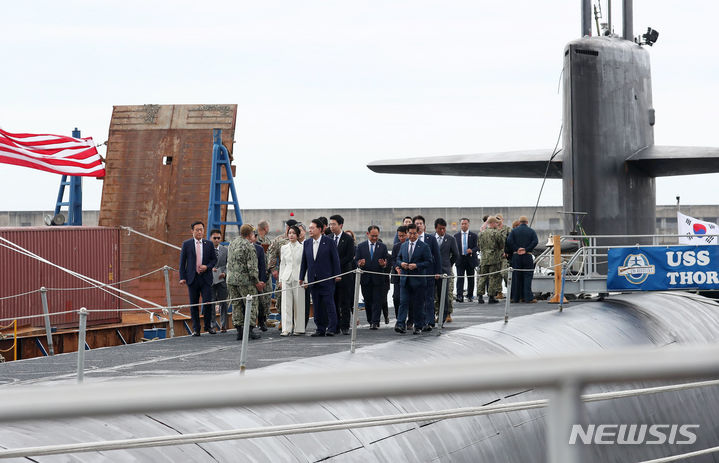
0 227 121 328
99 104 238 307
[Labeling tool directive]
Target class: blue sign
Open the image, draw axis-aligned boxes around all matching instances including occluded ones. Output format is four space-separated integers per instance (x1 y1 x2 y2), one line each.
607 246 719 291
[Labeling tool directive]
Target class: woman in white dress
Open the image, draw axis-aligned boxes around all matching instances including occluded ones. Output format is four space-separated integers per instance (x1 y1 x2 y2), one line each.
279 225 305 336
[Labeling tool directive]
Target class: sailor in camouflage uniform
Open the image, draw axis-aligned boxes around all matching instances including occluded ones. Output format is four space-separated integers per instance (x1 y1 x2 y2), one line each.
496 214 512 298
267 219 298 316
477 216 504 304
227 224 263 340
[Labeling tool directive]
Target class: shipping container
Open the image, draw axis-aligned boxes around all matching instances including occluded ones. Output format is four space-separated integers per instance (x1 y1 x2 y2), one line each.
0 227 121 328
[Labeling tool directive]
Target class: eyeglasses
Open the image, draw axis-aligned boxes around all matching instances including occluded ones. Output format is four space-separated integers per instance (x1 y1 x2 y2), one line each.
211 236 222 240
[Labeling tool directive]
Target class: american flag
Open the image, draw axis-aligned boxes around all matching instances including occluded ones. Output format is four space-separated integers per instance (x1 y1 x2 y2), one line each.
0 128 105 177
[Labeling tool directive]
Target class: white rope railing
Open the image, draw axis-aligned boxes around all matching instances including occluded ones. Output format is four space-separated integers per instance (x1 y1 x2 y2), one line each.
0 263 545 323
0 288 43 301
119 226 181 250
47 267 170 291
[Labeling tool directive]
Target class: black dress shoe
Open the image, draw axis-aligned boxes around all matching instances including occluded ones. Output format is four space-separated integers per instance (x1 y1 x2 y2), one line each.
466 296 474 302
477 297 484 304
384 316 389 324
325 331 334 337
259 322 268 332
370 323 378 330
456 297 464 303
412 328 422 335
310 332 325 337
488 297 499 304
192 332 201 337
208 329 217 334
394 325 406 334
341 328 350 335
422 325 432 332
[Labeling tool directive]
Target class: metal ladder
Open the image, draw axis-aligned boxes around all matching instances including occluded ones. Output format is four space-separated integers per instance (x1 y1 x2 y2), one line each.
206 129 242 237
53 128 83 226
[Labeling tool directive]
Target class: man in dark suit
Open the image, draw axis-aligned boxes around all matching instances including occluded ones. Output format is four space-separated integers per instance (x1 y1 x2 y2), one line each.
389 226 407 320
209 229 229 332
329 214 355 335
179 221 218 336
355 225 389 329
251 229 269 331
413 215 440 331
393 216 413 245
300 218 341 337
434 218 459 322
394 223 432 334
506 215 539 303
454 217 479 302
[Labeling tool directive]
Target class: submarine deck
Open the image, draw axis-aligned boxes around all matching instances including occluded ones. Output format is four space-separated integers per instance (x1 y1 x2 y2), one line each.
0 300 564 386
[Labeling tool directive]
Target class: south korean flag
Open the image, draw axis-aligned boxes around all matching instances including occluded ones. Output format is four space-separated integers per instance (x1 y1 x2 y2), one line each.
678 212 718 245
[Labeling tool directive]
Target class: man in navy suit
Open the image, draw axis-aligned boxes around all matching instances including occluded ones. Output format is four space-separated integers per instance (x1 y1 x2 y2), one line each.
454 217 479 302
434 218 459 322
393 216 413 245
413 215 440 331
251 230 268 331
330 214 356 335
389 225 407 320
394 223 432 334
506 216 539 303
355 225 389 329
300 218 341 337
179 221 218 336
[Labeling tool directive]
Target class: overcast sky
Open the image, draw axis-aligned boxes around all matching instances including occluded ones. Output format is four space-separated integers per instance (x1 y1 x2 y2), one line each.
1 1 717 212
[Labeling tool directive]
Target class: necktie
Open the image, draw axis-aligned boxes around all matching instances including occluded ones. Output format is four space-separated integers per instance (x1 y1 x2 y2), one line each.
313 239 319 260
437 236 443 246
370 243 374 260
409 242 414 260
335 235 339 246
463 233 467 254
195 240 203 273
215 247 219 259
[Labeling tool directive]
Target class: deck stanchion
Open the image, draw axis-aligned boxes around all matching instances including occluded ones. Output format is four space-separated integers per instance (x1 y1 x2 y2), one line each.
351 269 362 353
437 274 448 335
559 262 567 312
77 308 88 383
239 295 252 375
504 268 512 323
162 266 175 338
39 287 55 356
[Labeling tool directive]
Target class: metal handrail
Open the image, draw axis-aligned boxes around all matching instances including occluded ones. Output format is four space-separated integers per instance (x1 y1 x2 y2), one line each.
559 233 719 240
1 343 719 463
536 233 719 281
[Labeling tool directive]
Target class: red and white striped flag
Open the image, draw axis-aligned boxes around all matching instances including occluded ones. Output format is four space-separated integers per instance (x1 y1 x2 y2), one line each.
0 128 105 177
